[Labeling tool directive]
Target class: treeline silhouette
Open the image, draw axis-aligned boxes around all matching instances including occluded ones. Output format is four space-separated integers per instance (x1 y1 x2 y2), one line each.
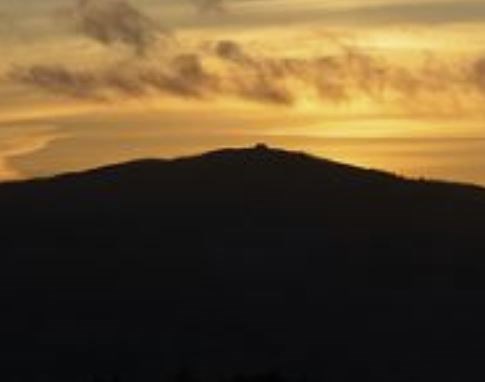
1 146 485 381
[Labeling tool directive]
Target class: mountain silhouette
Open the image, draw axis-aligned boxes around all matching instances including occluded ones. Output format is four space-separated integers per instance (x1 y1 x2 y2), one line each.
1 145 485 382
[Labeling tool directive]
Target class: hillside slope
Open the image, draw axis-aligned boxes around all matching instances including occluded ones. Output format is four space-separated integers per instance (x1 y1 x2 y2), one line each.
1 145 485 381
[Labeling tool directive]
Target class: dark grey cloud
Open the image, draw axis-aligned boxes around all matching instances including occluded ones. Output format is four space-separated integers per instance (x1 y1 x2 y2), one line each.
76 0 171 56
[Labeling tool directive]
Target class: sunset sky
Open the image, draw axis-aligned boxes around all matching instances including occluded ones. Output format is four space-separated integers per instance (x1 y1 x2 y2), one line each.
1 0 485 183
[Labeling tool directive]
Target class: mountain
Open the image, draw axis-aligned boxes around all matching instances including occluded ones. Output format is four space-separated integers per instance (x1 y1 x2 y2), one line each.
2 145 485 382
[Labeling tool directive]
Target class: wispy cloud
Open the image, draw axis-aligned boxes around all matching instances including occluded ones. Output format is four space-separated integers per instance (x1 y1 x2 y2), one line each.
5 0 485 114
8 38 485 112
472 58 485 92
75 0 172 56
181 0 485 29
189 0 227 14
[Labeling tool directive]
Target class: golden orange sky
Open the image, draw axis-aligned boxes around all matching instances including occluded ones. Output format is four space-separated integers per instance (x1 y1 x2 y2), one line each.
1 0 485 183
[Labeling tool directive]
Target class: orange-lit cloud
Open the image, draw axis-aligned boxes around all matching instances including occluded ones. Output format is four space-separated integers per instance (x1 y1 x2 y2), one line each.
75 0 173 56
7 37 485 117
2 1 485 139
190 0 226 14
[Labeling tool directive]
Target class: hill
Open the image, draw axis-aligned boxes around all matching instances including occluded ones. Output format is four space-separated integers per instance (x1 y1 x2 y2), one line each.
1 145 485 381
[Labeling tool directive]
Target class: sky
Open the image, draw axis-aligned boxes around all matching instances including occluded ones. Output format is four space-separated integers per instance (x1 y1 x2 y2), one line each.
1 0 485 183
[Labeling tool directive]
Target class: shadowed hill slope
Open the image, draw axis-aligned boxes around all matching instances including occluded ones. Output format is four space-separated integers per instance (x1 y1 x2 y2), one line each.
1 145 485 381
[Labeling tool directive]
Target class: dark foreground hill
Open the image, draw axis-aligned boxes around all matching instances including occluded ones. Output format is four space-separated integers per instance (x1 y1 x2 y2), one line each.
2 145 485 381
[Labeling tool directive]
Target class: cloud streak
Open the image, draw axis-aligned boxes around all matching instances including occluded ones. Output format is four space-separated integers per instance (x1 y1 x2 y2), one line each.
190 0 227 14
7 37 485 112
8 54 220 101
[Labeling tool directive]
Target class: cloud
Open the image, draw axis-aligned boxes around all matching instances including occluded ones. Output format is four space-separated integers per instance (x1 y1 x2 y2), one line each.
7 37 485 110
331 1 485 25
472 58 485 92
9 65 102 100
8 54 220 101
198 0 485 28
76 0 171 56
213 40 385 103
213 41 485 109
214 40 297 104
189 0 227 14
139 54 221 98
